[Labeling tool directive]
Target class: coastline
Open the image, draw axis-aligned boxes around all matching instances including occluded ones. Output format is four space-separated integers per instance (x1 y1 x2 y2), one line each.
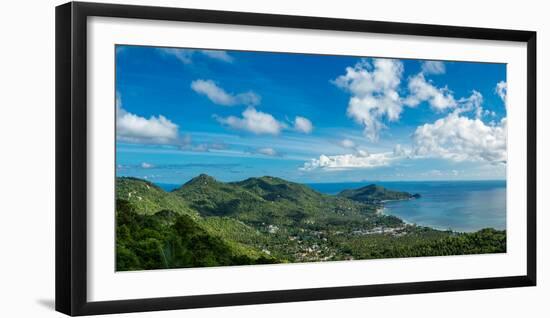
376 205 416 227
375 184 505 233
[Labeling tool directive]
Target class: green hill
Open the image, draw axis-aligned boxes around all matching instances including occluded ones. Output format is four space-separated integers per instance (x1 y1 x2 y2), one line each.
116 177 198 217
233 176 323 203
338 184 420 203
172 174 269 218
172 174 381 227
116 177 280 270
116 199 276 271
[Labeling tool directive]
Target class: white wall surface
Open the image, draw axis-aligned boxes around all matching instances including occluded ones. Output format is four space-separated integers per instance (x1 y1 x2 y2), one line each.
0 0 546 317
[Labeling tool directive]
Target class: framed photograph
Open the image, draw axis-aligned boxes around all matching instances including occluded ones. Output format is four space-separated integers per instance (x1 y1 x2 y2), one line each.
55 1 536 316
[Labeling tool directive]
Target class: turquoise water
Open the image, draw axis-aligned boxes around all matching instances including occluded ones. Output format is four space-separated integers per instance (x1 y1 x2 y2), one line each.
156 180 506 233
308 180 506 233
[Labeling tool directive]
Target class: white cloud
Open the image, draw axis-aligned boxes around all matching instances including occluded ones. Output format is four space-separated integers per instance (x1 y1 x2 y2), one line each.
256 147 278 156
200 50 234 63
421 61 446 75
116 96 179 145
334 59 500 144
337 139 376 157
301 150 396 171
447 90 494 120
339 139 356 148
215 107 285 135
456 90 484 118
158 48 233 64
191 79 260 106
333 58 404 141
413 112 507 163
157 48 194 64
393 144 410 157
141 162 154 169
496 81 508 108
356 149 370 157
404 73 457 111
294 116 313 134
191 80 233 105
235 92 261 106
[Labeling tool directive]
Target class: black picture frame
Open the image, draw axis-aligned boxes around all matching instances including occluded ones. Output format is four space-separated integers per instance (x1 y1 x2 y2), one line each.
55 1 537 316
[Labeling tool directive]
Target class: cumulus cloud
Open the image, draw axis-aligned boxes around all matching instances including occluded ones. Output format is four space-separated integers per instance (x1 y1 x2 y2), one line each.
294 116 313 134
158 48 233 64
412 112 507 163
421 61 446 75
256 147 278 156
334 58 503 145
300 142 408 171
460 90 485 118
215 107 285 135
116 95 179 145
191 79 260 106
449 90 494 119
393 144 410 157
404 73 456 111
496 81 507 108
300 150 396 171
333 58 404 141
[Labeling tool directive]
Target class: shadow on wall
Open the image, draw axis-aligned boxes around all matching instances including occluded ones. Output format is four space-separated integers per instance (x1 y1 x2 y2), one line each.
36 299 55 310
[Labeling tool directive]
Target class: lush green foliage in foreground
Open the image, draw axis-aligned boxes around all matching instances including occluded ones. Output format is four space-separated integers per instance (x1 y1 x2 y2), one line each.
116 199 277 271
116 176 506 271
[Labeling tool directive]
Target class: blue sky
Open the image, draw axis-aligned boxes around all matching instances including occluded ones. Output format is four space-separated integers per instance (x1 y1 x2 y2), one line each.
115 45 507 184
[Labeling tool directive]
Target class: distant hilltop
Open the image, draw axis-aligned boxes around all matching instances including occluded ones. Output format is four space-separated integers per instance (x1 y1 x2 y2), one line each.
338 184 421 203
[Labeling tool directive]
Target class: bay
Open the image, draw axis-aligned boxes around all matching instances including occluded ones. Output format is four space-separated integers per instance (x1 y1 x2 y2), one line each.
309 180 506 233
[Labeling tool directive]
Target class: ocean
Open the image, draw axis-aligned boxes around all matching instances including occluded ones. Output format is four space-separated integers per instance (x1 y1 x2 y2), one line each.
308 180 506 233
156 180 506 233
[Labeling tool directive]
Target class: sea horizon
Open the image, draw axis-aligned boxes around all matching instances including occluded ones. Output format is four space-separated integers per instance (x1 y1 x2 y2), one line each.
150 178 506 192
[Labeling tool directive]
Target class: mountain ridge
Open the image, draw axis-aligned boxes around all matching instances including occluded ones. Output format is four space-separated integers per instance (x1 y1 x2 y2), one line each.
171 174 379 226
